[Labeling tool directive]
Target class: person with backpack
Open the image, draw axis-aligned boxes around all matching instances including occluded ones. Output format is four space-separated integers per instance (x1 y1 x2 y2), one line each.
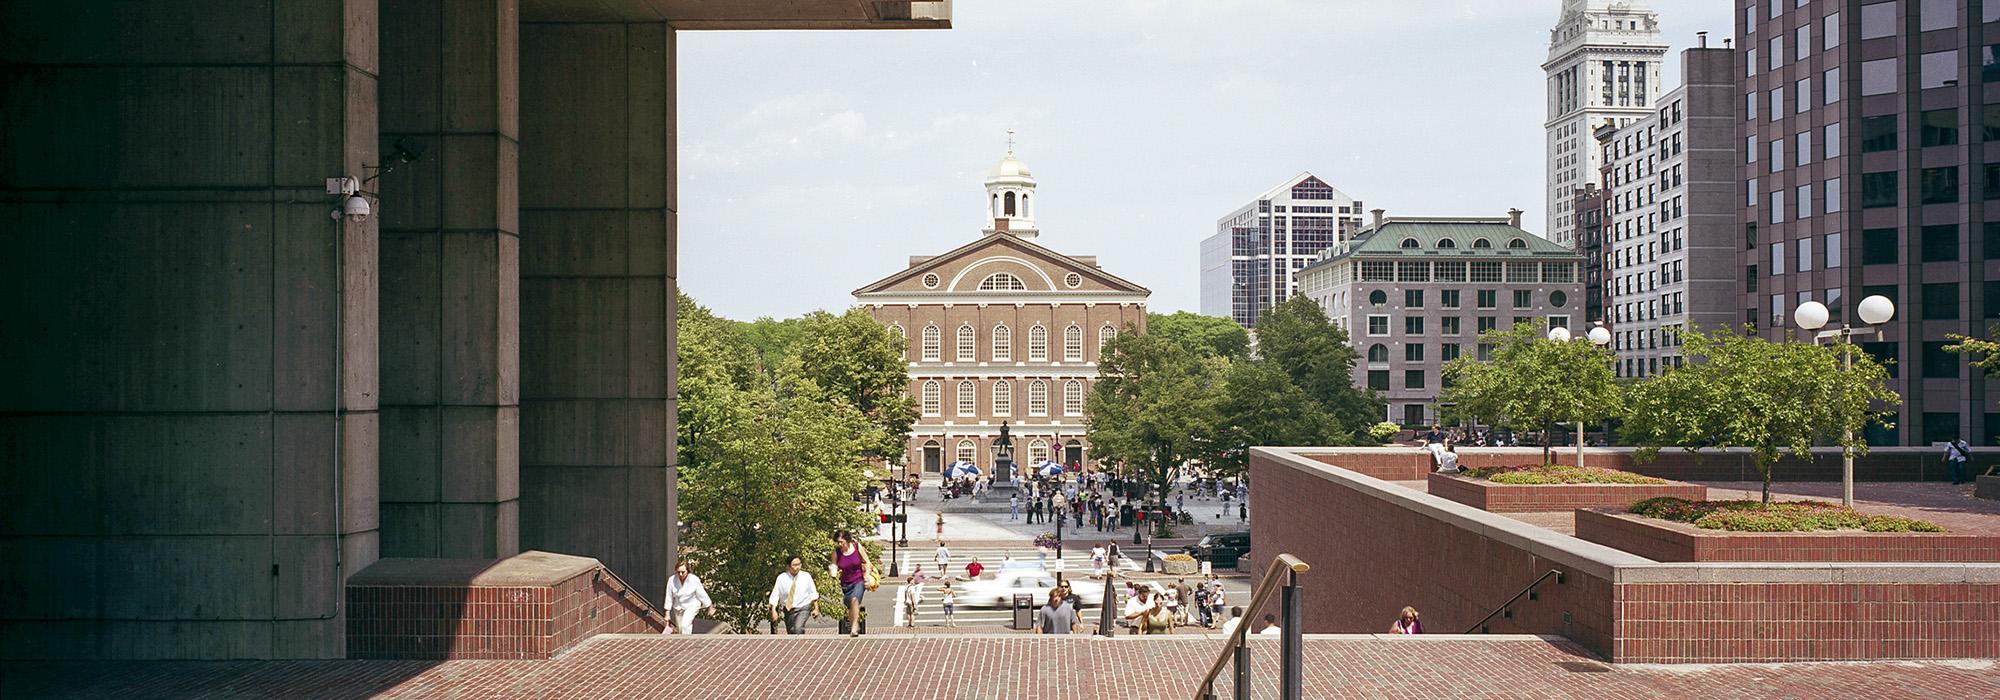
1945 436 1974 485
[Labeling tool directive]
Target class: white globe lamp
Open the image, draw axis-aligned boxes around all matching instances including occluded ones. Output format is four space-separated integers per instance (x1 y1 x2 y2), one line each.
1793 301 1829 331
1546 326 1571 343
1857 295 1896 326
1586 324 1612 346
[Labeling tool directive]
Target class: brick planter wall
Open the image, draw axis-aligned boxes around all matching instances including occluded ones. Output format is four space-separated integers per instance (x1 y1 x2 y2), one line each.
1427 473 1707 513
1290 447 1986 483
1252 447 2000 663
1575 509 2000 563
347 551 665 660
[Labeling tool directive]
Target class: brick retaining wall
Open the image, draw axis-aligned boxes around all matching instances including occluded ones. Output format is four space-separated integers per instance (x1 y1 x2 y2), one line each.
1301 447 1987 483
1251 447 2000 663
346 551 664 660
1575 509 2000 563
1427 473 1706 513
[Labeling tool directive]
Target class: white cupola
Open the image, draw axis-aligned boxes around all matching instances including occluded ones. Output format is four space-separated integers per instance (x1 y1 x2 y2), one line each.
982 135 1038 239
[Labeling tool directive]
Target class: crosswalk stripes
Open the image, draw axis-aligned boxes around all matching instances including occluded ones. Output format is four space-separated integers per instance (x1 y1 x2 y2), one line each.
884 543 1140 580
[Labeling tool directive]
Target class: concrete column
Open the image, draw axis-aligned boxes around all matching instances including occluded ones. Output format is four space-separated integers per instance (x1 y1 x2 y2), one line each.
377 0 522 559
0 0 380 659
518 21 676 601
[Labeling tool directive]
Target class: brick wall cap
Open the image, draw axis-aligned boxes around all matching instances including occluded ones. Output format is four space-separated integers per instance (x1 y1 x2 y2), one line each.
1615 562 2000 584
350 551 603 587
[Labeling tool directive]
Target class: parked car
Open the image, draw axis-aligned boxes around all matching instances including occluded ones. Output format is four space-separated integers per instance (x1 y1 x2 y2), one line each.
1180 532 1251 566
960 568 1104 608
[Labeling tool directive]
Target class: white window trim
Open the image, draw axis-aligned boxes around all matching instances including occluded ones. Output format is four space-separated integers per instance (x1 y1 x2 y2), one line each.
1366 314 1390 337
956 380 976 417
921 380 941 417
992 379 1012 416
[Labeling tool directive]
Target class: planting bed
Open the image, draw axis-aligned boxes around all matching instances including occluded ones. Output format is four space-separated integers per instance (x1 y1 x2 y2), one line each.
1427 470 1706 513
1576 508 2000 562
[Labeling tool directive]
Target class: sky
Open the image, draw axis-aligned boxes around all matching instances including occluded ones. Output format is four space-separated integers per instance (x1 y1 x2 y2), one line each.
676 0 1733 320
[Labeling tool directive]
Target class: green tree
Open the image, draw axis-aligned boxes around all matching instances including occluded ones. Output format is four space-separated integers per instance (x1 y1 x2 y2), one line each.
676 294 880 631
1085 331 1220 523
1441 321 1623 466
737 316 803 369
1945 325 2000 379
1620 329 1900 505
1253 295 1385 442
1147 311 1251 360
1195 359 1337 478
789 309 917 465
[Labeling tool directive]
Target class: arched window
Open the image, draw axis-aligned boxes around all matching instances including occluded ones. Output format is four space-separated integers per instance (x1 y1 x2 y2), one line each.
1508 238 1528 249
1004 191 1017 216
1063 379 1084 415
921 380 941 416
992 379 1012 415
957 380 976 416
1028 439 1049 465
1472 238 1492 249
1400 238 1421 249
921 325 941 361
1022 194 1031 218
1368 344 1388 363
1063 325 1083 361
1028 380 1049 416
1098 325 1116 357
991 193 999 217
978 273 1027 291
1436 238 1457 249
992 324 1012 361
956 439 976 464
956 324 976 362
1029 324 1049 361
889 324 906 360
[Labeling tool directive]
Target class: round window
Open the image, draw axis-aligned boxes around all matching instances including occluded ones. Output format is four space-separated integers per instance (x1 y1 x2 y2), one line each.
922 273 941 289
1065 273 1082 288
1550 291 1567 308
1369 290 1387 305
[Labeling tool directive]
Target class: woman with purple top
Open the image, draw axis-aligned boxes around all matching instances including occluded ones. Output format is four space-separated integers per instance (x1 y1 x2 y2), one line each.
1389 606 1423 634
832 531 876 637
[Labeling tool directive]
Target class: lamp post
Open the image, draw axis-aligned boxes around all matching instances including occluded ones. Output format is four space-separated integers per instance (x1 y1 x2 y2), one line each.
1547 324 1614 468
1793 295 1896 509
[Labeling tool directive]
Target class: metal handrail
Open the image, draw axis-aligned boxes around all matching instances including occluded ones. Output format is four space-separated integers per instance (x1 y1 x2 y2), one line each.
1462 569 1563 635
1193 553 1310 700
594 567 669 623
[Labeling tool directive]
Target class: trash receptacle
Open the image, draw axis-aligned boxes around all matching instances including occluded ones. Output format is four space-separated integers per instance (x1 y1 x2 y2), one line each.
1013 594 1035 630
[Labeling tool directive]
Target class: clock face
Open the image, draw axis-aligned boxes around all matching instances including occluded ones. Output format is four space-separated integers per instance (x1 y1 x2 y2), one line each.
923 273 941 289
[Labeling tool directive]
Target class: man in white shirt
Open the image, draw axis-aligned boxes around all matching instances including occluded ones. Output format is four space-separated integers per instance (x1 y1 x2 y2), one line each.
768 555 820 635
1257 613 1281 636
1945 437 1974 485
934 541 952 572
665 561 714 634
1219 606 1244 636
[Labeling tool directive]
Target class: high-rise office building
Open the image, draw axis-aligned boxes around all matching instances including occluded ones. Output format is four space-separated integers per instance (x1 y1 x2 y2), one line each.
1546 0 1668 246
1199 173 1366 327
1601 44 1742 378
1740 0 2000 446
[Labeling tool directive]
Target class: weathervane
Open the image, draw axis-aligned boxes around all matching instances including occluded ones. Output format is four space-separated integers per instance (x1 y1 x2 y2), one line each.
1005 128 1015 156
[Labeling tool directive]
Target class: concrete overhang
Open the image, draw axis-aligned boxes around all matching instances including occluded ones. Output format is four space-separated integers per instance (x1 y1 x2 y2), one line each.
521 0 951 29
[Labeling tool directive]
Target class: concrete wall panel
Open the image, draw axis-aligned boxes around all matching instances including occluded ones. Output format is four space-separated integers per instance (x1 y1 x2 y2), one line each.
519 24 628 209
380 233 445 405
520 209 630 277
0 1 272 64
99 415 274 536
99 537 273 619
379 406 442 503
273 536 340 618
274 203 343 412
0 68 273 188
0 417 101 535
0 538 99 620
99 621 273 661
272 414 339 536
274 66 354 185
521 278 631 398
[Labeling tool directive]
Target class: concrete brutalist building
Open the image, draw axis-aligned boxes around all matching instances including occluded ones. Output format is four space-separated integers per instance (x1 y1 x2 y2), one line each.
1296 213 1586 427
0 0 949 660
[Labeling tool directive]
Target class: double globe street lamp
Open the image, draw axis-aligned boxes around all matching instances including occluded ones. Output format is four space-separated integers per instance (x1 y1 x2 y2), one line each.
1792 294 1897 509
1547 322 1614 467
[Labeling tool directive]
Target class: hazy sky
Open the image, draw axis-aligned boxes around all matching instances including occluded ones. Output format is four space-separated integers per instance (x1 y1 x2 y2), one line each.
676 0 1731 320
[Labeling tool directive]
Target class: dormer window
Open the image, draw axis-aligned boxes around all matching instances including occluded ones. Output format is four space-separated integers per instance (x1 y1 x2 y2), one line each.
1436 239 1457 249
978 272 1027 291
1400 238 1421 249
1508 238 1528 249
1473 238 1493 249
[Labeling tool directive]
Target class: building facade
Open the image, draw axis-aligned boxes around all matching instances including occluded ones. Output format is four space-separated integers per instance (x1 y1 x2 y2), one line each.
1601 45 1742 378
1546 0 1669 246
856 151 1149 476
1574 182 1609 326
1740 0 2000 446
1296 215 1586 427
1199 173 1367 327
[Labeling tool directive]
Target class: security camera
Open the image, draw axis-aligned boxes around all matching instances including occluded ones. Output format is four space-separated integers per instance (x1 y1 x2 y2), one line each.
331 194 372 222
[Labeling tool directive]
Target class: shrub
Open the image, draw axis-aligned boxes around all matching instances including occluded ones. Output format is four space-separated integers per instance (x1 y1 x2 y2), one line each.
1033 532 1061 549
1465 465 1666 485
1367 421 1402 444
1163 553 1196 563
1629 497 1945 533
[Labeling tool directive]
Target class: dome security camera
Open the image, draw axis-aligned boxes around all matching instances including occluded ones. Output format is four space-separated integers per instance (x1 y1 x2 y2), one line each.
332 194 372 222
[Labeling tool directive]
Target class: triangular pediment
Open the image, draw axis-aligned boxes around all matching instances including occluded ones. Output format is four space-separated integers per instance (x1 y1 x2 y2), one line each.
853 233 1150 297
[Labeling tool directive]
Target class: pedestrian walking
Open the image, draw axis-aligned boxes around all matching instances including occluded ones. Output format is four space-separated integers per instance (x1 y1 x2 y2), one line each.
768 555 819 635
934 541 952 572
1039 588 1079 634
1238 501 1247 523
1090 543 1106 578
1010 494 1020 521
1389 606 1424 634
1945 436 1974 485
940 583 958 627
935 512 945 539
664 560 714 635
901 575 923 628
831 531 876 638
1173 578 1194 627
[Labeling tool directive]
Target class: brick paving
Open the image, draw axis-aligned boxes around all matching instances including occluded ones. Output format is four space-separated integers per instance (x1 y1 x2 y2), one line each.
6 635 1997 699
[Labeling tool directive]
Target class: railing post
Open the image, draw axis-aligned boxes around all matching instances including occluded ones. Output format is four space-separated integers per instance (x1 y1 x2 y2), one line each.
1280 569 1302 700
1233 638 1251 700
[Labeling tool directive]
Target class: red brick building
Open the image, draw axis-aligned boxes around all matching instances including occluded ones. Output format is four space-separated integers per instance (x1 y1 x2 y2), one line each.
853 150 1148 475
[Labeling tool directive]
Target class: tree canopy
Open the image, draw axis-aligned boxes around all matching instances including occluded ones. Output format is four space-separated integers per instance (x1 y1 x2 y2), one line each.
1147 311 1251 360
1619 328 1899 504
1085 330 1222 508
1441 321 1622 465
1253 296 1385 443
1945 325 2000 380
